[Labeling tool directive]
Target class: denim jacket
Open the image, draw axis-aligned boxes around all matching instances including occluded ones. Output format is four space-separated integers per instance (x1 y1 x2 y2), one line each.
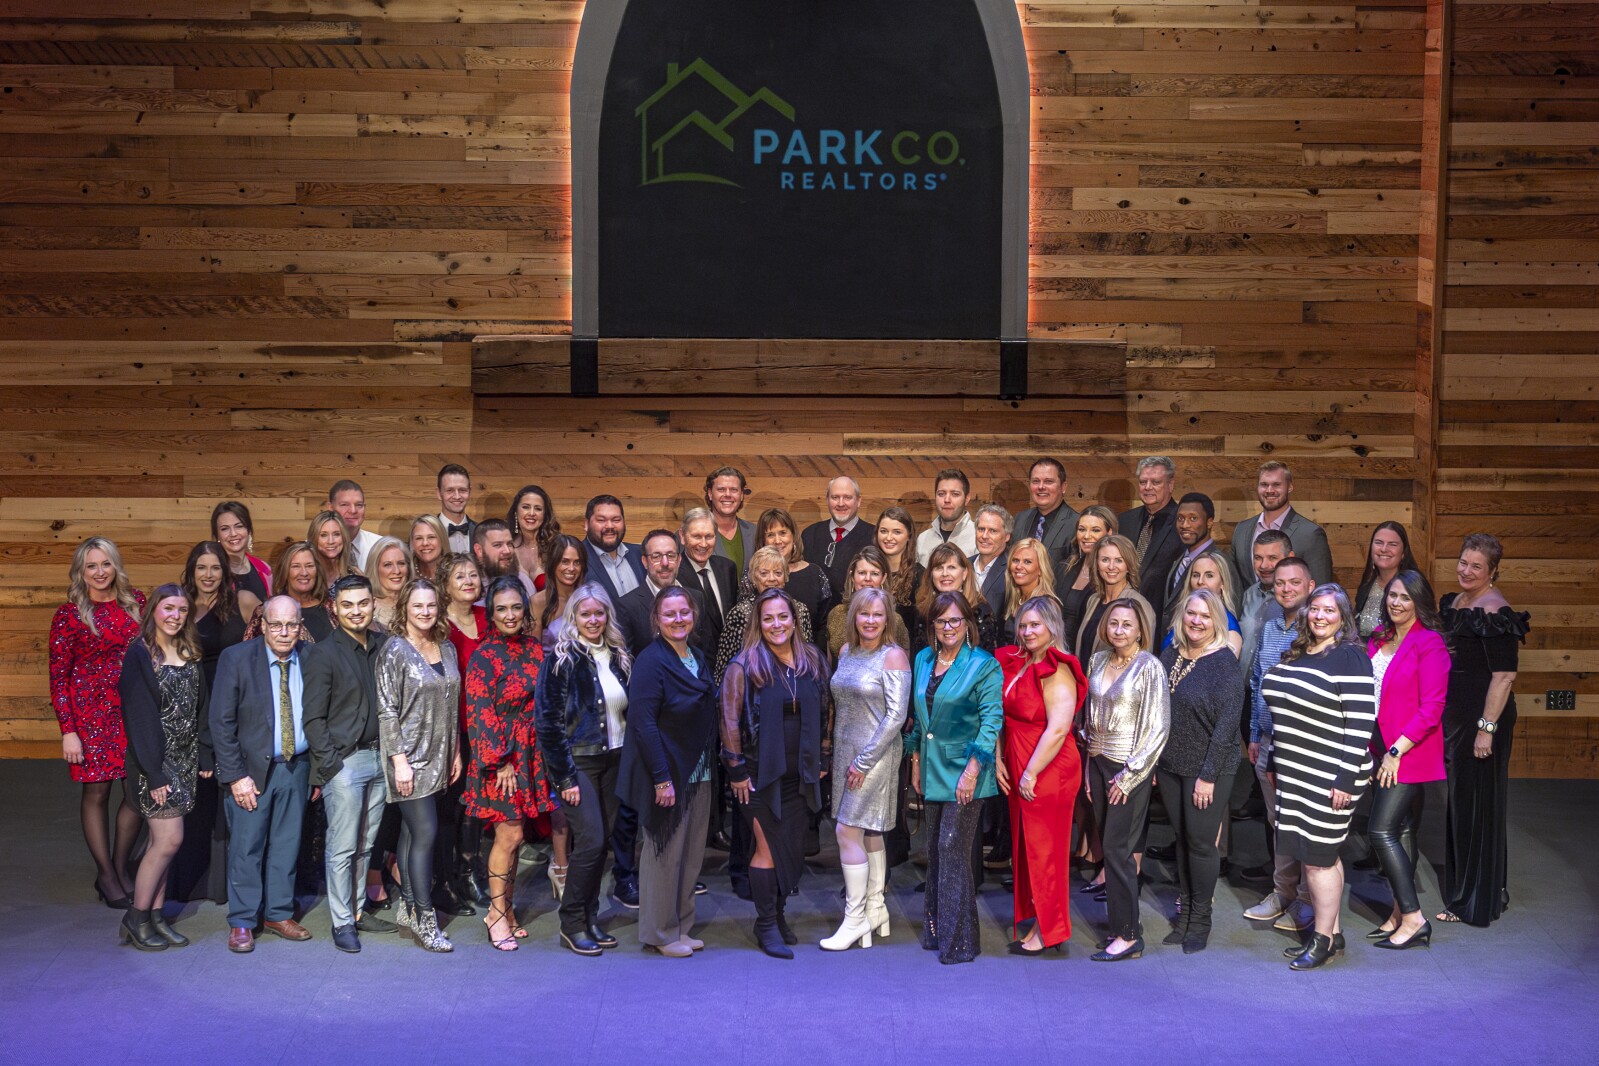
534 643 630 793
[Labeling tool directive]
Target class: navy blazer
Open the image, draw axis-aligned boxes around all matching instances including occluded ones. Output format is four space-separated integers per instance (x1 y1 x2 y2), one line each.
209 636 302 788
583 539 646 607
616 639 719 830
972 549 1009 619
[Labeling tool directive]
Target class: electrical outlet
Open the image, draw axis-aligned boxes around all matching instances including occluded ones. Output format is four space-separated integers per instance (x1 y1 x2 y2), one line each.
1546 690 1577 711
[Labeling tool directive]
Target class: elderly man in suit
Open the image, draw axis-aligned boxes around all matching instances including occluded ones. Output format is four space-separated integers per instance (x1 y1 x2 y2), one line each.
1118 456 1185 625
678 508 739 658
1230 461 1334 587
1012 458 1078 565
970 504 1012 618
210 595 313 953
800 475 876 595
582 494 645 607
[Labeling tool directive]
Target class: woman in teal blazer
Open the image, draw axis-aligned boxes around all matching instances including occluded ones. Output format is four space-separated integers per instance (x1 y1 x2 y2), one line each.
906 591 1003 964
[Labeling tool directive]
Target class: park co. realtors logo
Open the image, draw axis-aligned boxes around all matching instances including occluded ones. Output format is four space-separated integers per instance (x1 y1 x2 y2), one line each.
636 59 963 193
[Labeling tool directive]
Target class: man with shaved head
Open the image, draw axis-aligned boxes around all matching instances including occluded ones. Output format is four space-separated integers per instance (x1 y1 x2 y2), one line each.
211 595 315 954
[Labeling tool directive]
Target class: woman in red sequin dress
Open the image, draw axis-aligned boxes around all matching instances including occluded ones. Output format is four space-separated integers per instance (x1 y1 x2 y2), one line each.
49 537 147 907
463 576 559 949
996 595 1088 954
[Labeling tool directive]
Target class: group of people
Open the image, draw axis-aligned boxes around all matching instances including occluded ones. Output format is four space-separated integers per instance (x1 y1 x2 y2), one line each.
49 457 1526 966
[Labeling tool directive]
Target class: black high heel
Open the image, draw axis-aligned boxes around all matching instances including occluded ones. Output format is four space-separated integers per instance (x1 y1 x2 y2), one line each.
1374 921 1432 950
1366 925 1398 940
1091 937 1143 962
1007 940 1064 956
94 877 132 910
148 908 189 947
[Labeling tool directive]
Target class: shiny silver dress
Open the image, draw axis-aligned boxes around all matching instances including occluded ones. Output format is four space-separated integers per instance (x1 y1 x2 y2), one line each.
375 637 461 801
829 643 910 831
133 662 203 819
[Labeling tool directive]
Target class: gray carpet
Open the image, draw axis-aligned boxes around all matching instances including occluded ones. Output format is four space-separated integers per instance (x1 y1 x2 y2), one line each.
0 758 1593 1065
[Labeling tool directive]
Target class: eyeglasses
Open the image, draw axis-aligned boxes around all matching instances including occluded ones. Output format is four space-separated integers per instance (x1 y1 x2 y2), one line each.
936 617 966 629
644 551 680 563
264 621 300 632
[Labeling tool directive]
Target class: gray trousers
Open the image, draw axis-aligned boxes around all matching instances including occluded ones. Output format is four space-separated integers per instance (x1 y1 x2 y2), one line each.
1256 740 1309 904
637 781 710 947
321 747 387 929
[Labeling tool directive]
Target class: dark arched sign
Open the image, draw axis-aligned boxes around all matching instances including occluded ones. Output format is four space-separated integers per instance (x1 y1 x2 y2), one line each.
571 0 1029 342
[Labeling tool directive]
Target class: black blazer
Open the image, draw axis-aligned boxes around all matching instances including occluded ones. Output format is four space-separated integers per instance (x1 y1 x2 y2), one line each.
209 636 302 788
119 640 212 789
534 644 632 793
617 582 717 659
1119 501 1183 624
1013 503 1080 564
972 549 1009 619
616 639 718 836
678 555 739 648
583 540 646 608
301 627 390 786
801 518 876 597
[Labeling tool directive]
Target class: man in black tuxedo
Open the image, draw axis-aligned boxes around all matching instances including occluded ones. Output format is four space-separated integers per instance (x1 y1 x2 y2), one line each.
970 503 1013 618
435 462 476 554
678 507 739 658
582 494 645 607
302 575 395 953
1012 457 1079 565
210 596 314 954
1118 456 1184 624
800 475 876 595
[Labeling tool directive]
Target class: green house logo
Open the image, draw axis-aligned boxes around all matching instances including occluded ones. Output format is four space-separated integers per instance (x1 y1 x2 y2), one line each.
635 58 795 187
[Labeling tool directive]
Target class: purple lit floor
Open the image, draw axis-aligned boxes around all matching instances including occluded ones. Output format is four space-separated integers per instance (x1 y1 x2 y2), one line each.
1 758 1593 1066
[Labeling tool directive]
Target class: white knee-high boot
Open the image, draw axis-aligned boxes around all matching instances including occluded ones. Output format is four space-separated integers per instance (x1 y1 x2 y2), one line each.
865 850 890 937
820 862 872 950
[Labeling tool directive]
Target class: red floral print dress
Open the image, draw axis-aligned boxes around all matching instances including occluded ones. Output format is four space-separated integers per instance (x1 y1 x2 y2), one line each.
462 631 556 822
49 592 146 783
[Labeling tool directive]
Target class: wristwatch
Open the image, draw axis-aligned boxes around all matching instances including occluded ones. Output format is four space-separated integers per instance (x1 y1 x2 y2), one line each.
1387 745 1402 758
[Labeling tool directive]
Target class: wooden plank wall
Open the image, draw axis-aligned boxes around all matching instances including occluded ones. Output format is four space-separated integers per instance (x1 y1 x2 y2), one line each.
1436 0 1599 776
0 1 1588 774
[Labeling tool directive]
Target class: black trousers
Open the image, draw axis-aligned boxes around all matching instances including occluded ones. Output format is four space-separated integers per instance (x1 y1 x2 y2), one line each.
560 751 621 934
924 798 984 964
1090 755 1152 940
1369 780 1424 915
610 800 638 888
1156 769 1233 907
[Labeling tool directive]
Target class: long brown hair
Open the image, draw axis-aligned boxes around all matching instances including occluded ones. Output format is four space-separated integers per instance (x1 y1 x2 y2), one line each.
393 576 452 647
1284 583 1360 662
540 533 588 630
136 582 203 663
876 506 919 606
183 540 242 623
1373 570 1444 648
917 543 982 621
271 540 328 603
734 588 827 687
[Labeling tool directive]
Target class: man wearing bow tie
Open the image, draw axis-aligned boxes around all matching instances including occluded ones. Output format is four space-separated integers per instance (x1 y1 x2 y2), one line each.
436 462 475 553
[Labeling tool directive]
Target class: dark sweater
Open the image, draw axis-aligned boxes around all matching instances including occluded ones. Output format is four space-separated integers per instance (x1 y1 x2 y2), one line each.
1157 645 1245 781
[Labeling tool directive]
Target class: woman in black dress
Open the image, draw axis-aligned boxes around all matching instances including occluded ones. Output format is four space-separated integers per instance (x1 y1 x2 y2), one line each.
1056 505 1117 641
116 584 209 950
756 507 835 629
210 501 271 603
876 506 923 639
720 588 828 958
1437 534 1528 928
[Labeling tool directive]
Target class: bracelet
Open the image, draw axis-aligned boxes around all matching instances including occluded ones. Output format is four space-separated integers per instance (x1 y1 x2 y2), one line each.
1476 718 1498 735
654 782 672 790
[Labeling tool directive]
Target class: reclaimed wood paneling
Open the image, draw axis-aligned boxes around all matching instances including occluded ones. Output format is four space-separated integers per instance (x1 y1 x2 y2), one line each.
1437 0 1599 778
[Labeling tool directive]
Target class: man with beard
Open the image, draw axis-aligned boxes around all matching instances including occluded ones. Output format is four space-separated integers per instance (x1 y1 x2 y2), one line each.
582 495 644 606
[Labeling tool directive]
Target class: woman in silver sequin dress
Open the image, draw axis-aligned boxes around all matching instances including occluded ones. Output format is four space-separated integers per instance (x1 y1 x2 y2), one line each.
375 576 462 952
821 588 910 950
116 584 210 950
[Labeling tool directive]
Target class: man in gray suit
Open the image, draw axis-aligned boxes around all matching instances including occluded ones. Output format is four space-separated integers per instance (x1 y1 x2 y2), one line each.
1230 461 1334 587
210 595 313 954
1011 457 1079 565
970 503 1013 618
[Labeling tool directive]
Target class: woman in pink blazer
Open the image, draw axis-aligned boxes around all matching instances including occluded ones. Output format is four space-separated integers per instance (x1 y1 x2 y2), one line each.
1365 569 1450 950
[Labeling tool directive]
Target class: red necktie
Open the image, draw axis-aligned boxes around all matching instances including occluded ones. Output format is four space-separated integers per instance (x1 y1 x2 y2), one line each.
834 527 845 543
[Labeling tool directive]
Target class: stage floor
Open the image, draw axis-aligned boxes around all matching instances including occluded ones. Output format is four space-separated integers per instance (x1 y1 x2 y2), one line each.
1 759 1592 1066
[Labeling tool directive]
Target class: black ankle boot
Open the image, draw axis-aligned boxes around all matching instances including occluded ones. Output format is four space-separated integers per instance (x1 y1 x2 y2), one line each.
148 908 189 947
749 869 793 959
1162 895 1191 946
1289 932 1338 970
119 908 168 951
1182 899 1212 954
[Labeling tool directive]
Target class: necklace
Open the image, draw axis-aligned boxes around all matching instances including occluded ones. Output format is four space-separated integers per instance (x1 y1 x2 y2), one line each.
779 663 798 702
1167 655 1198 692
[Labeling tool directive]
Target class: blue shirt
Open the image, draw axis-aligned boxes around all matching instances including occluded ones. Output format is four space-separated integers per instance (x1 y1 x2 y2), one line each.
1248 615 1299 744
265 644 308 758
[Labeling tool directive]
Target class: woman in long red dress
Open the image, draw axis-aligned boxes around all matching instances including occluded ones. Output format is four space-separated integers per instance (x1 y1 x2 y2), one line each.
463 576 559 950
996 594 1088 955
49 536 147 908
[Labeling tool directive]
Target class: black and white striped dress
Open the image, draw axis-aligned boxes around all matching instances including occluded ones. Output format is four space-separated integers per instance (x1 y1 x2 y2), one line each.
1261 642 1377 866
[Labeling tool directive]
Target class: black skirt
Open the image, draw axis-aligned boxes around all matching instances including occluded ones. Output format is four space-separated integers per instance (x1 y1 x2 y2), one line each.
743 713 806 893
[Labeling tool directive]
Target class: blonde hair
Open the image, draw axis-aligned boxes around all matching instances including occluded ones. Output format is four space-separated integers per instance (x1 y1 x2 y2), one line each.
307 510 356 579
1170 588 1231 659
67 537 141 635
393 576 452 647
1090 534 1142 601
1003 537 1058 619
746 545 790 586
1014 595 1069 654
844 587 899 651
364 536 413 594
551 582 632 675
1097 596 1154 654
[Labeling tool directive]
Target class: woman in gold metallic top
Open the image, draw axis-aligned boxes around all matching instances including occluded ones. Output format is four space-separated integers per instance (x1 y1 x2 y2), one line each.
1082 597 1169 962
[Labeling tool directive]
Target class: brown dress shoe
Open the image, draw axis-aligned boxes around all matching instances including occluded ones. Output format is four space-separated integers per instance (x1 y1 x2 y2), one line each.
228 927 255 953
262 918 312 941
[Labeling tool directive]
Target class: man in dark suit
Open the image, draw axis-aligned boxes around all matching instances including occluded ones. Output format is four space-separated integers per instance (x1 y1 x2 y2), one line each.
1230 460 1335 587
302 575 394 953
800 475 876 595
971 503 1013 618
582 494 645 607
678 508 739 658
435 462 476 554
1012 457 1079 564
210 595 314 954
618 530 714 657
1119 456 1184 624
